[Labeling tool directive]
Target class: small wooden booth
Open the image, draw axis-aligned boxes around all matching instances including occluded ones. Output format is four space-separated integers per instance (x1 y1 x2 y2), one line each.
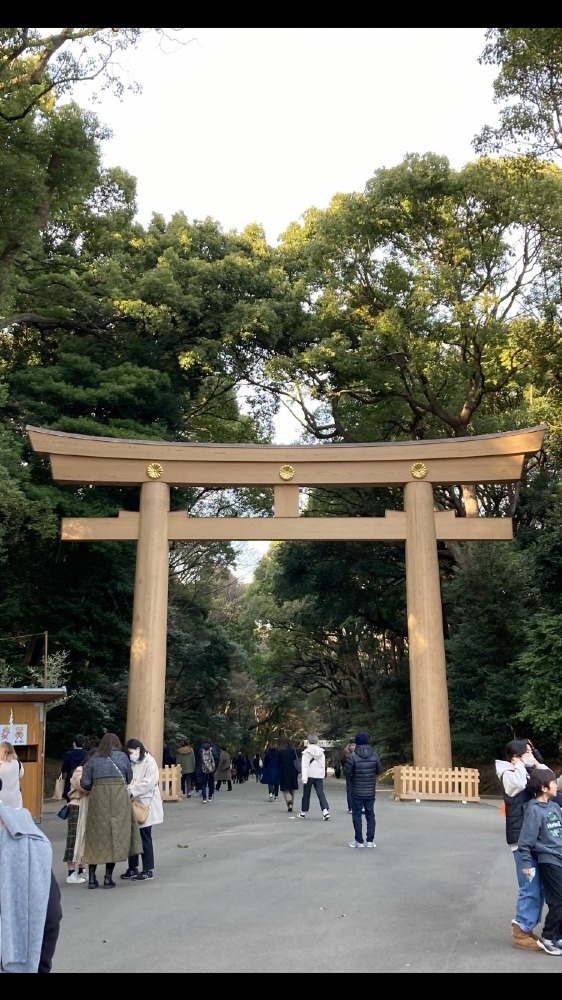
0 687 67 821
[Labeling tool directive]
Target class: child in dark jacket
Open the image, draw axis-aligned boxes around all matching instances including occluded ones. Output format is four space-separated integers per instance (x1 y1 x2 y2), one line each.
518 768 562 956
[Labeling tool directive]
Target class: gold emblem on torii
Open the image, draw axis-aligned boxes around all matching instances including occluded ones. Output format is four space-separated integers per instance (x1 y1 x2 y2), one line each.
279 465 295 481
146 463 164 480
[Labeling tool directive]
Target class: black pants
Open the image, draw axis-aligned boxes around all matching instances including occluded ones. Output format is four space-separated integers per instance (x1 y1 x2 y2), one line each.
37 872 62 973
216 779 232 790
539 863 562 942
128 825 154 872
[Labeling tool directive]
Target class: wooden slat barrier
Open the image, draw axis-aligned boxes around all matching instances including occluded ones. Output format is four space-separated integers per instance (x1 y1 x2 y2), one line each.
393 766 480 803
160 764 182 801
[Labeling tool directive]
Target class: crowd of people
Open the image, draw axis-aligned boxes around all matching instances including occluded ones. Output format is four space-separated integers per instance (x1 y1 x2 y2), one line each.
3 722 562 973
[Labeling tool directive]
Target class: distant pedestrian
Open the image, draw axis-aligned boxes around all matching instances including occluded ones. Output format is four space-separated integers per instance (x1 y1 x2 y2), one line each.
297 736 330 821
252 753 263 783
176 737 196 798
344 731 383 848
278 739 299 812
261 741 281 801
215 748 233 791
195 738 220 802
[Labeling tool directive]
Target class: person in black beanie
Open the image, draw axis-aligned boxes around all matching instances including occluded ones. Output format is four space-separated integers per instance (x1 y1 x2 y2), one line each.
344 732 383 849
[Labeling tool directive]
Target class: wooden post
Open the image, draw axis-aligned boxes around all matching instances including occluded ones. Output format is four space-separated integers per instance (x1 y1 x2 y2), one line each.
126 480 170 766
405 480 452 767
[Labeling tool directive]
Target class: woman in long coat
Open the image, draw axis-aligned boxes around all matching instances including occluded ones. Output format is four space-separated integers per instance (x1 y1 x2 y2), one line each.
80 732 141 889
277 739 299 812
260 741 281 801
120 738 163 881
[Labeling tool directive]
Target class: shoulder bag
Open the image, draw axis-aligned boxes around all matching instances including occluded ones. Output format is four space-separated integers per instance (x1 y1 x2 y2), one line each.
293 749 302 774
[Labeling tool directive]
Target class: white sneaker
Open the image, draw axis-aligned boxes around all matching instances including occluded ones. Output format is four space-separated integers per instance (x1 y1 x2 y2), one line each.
349 840 365 849
322 809 330 820
66 871 86 884
268 793 274 801
297 812 306 818
365 842 376 849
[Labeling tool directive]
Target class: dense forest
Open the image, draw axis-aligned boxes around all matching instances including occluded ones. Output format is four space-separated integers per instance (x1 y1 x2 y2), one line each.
1 28 562 766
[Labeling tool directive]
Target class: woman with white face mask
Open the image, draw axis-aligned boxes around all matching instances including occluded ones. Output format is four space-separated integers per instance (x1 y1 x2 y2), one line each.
120 738 163 882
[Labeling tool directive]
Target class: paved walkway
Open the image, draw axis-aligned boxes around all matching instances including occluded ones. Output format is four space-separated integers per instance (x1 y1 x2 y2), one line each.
42 776 562 973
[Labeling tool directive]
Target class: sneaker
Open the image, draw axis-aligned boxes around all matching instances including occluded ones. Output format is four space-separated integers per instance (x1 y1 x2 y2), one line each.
66 871 86 884
201 798 207 803
134 870 153 881
287 804 293 812
120 868 139 880
365 842 376 849
539 938 562 955
297 812 306 818
349 840 365 848
322 810 330 821
268 793 274 801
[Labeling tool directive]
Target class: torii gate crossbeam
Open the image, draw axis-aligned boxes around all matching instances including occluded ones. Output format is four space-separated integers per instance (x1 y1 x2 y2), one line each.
27 424 546 768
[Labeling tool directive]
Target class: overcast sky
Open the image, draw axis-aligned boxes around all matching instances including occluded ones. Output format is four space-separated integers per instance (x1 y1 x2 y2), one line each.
79 27 500 576
84 27 499 246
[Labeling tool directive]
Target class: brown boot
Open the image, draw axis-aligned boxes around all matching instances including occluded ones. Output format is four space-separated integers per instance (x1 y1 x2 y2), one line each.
511 920 539 942
511 923 544 950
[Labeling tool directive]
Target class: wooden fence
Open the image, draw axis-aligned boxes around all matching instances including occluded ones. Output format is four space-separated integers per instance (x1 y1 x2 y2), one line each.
393 765 480 803
159 764 182 801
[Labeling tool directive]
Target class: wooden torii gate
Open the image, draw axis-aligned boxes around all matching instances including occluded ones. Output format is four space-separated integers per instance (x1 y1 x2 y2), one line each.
27 424 546 770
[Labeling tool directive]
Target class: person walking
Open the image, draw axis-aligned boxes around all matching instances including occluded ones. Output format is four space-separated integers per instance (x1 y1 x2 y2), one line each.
215 747 233 791
495 737 554 950
261 741 281 801
195 738 220 802
252 753 263 783
344 731 383 848
278 739 299 812
0 741 24 808
175 737 196 798
120 738 163 882
297 735 330 820
80 732 141 888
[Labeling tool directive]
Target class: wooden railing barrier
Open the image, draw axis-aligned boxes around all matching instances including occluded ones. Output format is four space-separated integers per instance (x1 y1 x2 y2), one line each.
393 765 480 803
159 764 182 801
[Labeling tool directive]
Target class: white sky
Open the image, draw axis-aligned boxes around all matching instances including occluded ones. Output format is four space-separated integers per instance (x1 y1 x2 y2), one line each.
86 27 498 247
80 27 500 577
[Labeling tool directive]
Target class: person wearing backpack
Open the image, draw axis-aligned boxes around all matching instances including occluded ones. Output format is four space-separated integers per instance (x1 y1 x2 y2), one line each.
195 738 220 803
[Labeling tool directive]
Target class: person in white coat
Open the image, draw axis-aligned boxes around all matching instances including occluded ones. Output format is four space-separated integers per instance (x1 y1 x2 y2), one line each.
120 738 163 882
0 741 24 808
297 735 330 820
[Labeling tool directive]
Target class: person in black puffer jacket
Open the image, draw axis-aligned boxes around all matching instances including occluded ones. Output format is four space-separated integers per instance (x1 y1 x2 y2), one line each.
344 732 383 849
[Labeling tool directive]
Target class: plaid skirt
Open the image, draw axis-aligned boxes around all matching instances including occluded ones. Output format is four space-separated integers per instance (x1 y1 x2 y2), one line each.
63 804 80 863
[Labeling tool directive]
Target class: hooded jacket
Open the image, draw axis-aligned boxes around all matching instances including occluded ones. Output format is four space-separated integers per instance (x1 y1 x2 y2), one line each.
301 743 325 782
495 758 549 847
344 743 383 798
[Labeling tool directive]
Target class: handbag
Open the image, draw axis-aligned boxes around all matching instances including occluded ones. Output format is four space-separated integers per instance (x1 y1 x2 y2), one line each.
293 750 302 774
53 773 64 800
132 798 150 824
57 803 70 820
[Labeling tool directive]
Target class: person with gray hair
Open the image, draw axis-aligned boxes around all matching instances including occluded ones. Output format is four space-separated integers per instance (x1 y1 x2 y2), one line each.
297 735 330 821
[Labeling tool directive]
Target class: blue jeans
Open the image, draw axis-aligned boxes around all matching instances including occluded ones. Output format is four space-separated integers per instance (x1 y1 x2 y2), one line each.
199 773 215 800
513 848 544 932
351 795 375 844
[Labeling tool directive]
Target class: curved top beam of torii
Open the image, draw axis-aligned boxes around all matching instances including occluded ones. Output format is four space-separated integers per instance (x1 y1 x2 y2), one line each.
27 424 547 487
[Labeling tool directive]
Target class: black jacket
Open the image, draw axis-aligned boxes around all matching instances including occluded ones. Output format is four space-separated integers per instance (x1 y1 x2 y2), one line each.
344 744 383 798
61 747 86 801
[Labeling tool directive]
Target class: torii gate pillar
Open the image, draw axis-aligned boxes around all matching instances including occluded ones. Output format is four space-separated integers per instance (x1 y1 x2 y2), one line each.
127 480 170 762
405 480 451 766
